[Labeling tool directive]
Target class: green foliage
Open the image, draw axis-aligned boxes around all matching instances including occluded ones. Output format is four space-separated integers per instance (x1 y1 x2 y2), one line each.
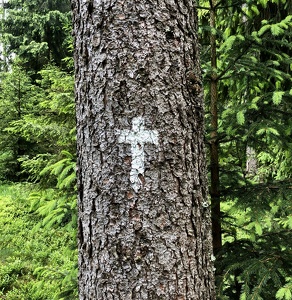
276 278 292 300
29 191 77 231
0 2 77 299
0 184 77 299
217 193 292 299
0 0 72 71
199 0 292 298
40 150 76 190
0 61 41 180
0 60 75 182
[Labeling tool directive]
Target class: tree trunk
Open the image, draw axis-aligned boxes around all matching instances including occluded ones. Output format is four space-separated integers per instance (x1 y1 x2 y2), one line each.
72 1 215 299
209 0 222 254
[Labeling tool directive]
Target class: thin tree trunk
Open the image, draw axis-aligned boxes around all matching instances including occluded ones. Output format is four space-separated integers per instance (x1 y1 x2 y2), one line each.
72 0 215 299
209 0 222 254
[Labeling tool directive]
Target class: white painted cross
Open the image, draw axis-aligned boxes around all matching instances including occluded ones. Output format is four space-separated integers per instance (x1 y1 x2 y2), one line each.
118 117 159 192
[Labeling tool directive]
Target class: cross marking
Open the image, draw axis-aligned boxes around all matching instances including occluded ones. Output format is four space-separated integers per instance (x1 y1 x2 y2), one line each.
118 117 158 192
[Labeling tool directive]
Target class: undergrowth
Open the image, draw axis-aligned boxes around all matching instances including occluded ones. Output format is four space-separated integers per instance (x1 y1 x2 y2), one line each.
0 183 77 299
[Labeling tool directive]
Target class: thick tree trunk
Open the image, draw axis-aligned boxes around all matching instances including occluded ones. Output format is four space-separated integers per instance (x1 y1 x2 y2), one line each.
72 0 215 299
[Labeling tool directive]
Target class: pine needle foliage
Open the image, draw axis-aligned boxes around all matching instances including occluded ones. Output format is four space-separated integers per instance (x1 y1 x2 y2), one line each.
0 0 72 72
199 0 292 298
0 1 77 298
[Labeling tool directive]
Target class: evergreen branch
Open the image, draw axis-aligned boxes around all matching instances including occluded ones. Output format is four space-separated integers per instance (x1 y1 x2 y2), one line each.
221 179 292 196
215 0 247 10
216 40 255 81
197 6 211 10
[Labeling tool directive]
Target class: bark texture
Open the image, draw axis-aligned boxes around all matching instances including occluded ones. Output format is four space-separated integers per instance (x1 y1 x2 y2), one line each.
72 0 215 299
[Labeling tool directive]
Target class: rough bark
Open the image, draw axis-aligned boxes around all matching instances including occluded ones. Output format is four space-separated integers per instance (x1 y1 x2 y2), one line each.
72 0 215 299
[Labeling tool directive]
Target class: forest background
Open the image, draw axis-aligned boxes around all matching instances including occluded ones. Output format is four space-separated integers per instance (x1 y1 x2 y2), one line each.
0 0 291 299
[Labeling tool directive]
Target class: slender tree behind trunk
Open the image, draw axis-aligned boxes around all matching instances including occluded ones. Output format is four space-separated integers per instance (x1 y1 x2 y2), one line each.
209 0 222 254
72 0 215 299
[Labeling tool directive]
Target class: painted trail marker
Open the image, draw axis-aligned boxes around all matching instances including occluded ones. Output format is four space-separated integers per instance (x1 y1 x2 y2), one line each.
118 117 158 192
